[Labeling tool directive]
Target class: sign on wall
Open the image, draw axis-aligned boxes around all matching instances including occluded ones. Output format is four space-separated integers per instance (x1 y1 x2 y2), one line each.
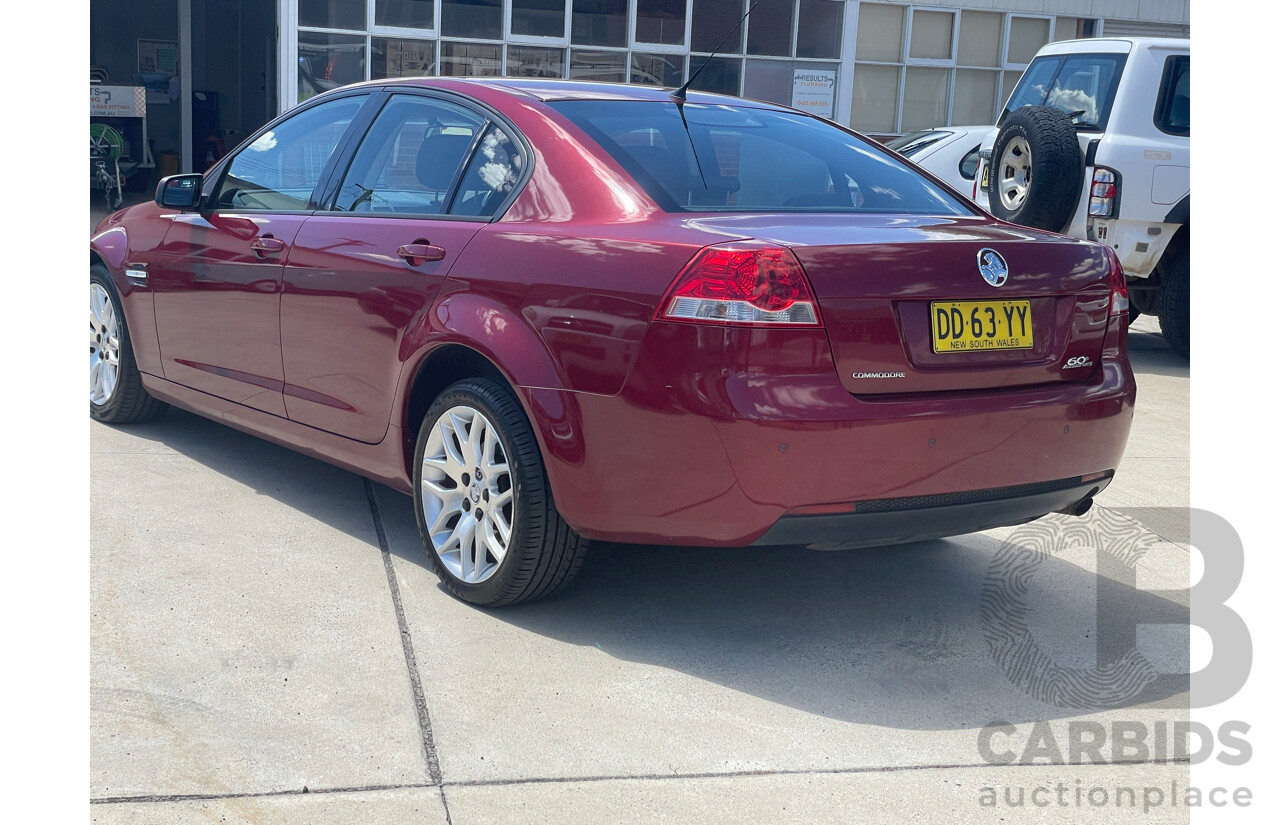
792 69 837 119
137 39 179 105
90 86 147 118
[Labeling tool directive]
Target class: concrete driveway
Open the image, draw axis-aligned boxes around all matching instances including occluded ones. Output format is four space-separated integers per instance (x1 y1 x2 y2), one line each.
89 289 1190 823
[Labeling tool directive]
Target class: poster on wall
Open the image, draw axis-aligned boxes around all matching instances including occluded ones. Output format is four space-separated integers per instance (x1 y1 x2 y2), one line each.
137 39 178 105
792 69 837 119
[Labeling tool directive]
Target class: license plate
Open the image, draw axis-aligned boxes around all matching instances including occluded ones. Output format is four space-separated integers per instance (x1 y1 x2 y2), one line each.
931 300 1033 353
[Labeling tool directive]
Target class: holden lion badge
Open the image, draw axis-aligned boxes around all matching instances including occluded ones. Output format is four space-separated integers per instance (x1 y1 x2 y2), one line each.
977 248 1009 287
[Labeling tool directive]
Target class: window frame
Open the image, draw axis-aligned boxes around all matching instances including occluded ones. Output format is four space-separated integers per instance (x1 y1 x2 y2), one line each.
850 2 1068 136
630 0 694 52
505 0 571 44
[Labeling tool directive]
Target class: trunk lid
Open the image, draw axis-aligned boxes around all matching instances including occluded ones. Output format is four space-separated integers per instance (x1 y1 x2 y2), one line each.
688 214 1113 395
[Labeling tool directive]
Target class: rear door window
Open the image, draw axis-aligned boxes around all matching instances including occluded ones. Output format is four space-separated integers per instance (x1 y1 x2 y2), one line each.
1155 55 1190 135
332 96 486 215
553 100 972 215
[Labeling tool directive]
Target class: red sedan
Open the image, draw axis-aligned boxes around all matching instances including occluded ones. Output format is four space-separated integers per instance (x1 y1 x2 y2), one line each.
89 78 1135 606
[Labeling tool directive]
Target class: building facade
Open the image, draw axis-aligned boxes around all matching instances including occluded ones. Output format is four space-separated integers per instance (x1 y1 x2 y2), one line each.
90 0 1190 177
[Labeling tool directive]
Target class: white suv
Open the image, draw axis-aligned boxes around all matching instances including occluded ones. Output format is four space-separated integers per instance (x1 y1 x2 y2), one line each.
971 38 1190 356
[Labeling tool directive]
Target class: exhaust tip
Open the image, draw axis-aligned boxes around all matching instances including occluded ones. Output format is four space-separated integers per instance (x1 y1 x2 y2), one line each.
1056 488 1099 518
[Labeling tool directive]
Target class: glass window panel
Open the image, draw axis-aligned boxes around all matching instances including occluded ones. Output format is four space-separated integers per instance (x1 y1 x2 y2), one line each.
1008 17 1050 65
440 41 502 75
631 53 684 86
572 0 628 47
376 0 435 29
553 99 971 214
512 0 566 38
453 126 524 217
373 38 437 78
687 56 741 95
300 0 366 30
743 59 792 106
953 69 998 124
334 96 484 214
1156 55 1189 133
855 2 903 63
569 49 628 82
636 0 687 46
901 66 949 131
957 11 1000 67
1002 70 1024 109
796 0 842 59
298 32 367 102
1054 17 1080 42
743 59 839 109
217 96 365 209
692 0 745 54
909 10 953 61
851 63 899 133
747 0 794 57
441 0 502 39
508 45 565 77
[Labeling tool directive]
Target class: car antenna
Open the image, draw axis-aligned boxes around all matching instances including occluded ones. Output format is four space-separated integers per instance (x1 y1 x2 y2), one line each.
671 2 757 105
669 3 756 192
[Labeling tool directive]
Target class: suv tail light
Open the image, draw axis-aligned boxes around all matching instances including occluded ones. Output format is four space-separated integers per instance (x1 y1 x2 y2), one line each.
1089 167 1120 218
1104 245 1128 317
659 243 822 327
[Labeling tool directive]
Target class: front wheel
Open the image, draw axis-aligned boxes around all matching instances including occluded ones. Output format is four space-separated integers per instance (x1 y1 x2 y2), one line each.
90 265 168 423
412 378 588 606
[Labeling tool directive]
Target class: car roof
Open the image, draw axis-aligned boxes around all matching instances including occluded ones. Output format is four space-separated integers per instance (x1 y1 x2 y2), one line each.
1037 36 1190 56
364 76 794 110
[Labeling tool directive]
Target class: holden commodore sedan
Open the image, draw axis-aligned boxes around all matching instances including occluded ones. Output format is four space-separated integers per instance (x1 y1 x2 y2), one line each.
89 78 1135 606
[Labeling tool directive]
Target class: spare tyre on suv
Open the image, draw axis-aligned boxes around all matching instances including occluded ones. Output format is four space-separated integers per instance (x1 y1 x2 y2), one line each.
974 37 1190 357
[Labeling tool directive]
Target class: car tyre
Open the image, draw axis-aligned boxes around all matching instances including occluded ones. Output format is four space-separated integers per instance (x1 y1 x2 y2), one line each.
1156 231 1190 358
90 264 168 424
413 378 589 606
986 106 1084 233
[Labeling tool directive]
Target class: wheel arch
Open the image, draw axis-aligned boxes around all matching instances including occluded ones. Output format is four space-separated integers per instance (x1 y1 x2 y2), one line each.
395 302 586 501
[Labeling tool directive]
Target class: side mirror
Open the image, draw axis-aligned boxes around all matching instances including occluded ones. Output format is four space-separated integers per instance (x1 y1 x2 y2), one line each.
155 174 204 210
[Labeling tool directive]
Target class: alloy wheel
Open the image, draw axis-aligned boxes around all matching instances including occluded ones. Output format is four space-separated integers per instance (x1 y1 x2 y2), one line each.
419 405 515 584
90 283 121 406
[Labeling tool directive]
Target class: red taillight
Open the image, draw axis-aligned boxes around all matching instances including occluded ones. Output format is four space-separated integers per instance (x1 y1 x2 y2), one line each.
1104 246 1128 316
659 243 823 327
1089 167 1119 218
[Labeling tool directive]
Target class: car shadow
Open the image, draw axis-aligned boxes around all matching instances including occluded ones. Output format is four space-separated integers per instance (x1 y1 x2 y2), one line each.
102 407 1190 733
373 483 1190 731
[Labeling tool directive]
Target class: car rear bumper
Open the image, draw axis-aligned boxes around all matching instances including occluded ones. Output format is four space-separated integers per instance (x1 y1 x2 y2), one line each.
526 322 1135 547
750 474 1111 547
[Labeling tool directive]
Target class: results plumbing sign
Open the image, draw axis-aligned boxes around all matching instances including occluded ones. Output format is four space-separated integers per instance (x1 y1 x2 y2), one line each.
90 86 147 118
792 70 836 119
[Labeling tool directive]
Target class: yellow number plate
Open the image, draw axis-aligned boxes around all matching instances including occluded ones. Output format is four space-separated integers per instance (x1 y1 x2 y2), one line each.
931 300 1034 353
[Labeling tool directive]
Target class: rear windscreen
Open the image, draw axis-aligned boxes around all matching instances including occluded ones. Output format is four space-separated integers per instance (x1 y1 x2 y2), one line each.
1002 53 1127 131
551 100 974 215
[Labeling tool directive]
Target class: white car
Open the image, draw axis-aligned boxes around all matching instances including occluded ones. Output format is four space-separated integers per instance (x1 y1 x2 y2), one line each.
971 37 1190 355
886 126 994 199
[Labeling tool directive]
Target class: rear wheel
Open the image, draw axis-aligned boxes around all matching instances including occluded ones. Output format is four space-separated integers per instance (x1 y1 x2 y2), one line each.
90 264 168 424
986 107 1084 233
413 378 588 606
1156 232 1190 358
